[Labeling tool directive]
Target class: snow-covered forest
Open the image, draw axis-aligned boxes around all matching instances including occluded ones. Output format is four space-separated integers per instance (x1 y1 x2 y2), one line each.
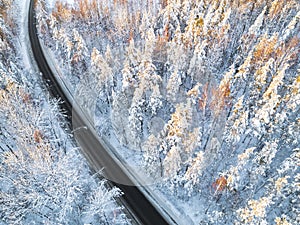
0 0 131 224
38 0 299 224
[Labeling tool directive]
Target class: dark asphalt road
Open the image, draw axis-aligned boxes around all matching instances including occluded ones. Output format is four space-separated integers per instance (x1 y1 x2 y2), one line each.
28 0 172 224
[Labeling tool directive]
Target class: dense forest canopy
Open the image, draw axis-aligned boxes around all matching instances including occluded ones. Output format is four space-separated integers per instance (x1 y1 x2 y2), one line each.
37 0 299 224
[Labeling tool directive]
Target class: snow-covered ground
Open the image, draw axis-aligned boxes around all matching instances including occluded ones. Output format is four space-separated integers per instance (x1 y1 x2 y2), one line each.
37 0 300 224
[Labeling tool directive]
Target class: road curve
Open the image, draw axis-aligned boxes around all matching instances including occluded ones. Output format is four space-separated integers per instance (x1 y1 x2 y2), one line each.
27 1 172 224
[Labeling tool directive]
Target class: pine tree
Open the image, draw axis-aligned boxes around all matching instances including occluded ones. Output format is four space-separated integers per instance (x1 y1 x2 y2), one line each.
142 134 162 178
111 91 130 146
163 145 181 179
91 47 114 103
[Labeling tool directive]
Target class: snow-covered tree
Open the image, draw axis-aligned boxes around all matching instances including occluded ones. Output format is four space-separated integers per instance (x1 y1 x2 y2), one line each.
142 134 162 178
91 47 114 103
111 90 130 146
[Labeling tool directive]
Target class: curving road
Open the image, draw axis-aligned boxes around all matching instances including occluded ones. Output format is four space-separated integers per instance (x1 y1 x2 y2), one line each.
27 0 173 224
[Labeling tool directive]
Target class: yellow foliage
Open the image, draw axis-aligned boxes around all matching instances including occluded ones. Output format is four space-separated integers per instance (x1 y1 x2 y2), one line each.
52 1 72 21
166 102 193 139
275 217 292 225
239 197 272 223
269 0 284 19
187 83 201 97
195 17 204 27
275 176 289 193
253 34 278 64
210 81 231 117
